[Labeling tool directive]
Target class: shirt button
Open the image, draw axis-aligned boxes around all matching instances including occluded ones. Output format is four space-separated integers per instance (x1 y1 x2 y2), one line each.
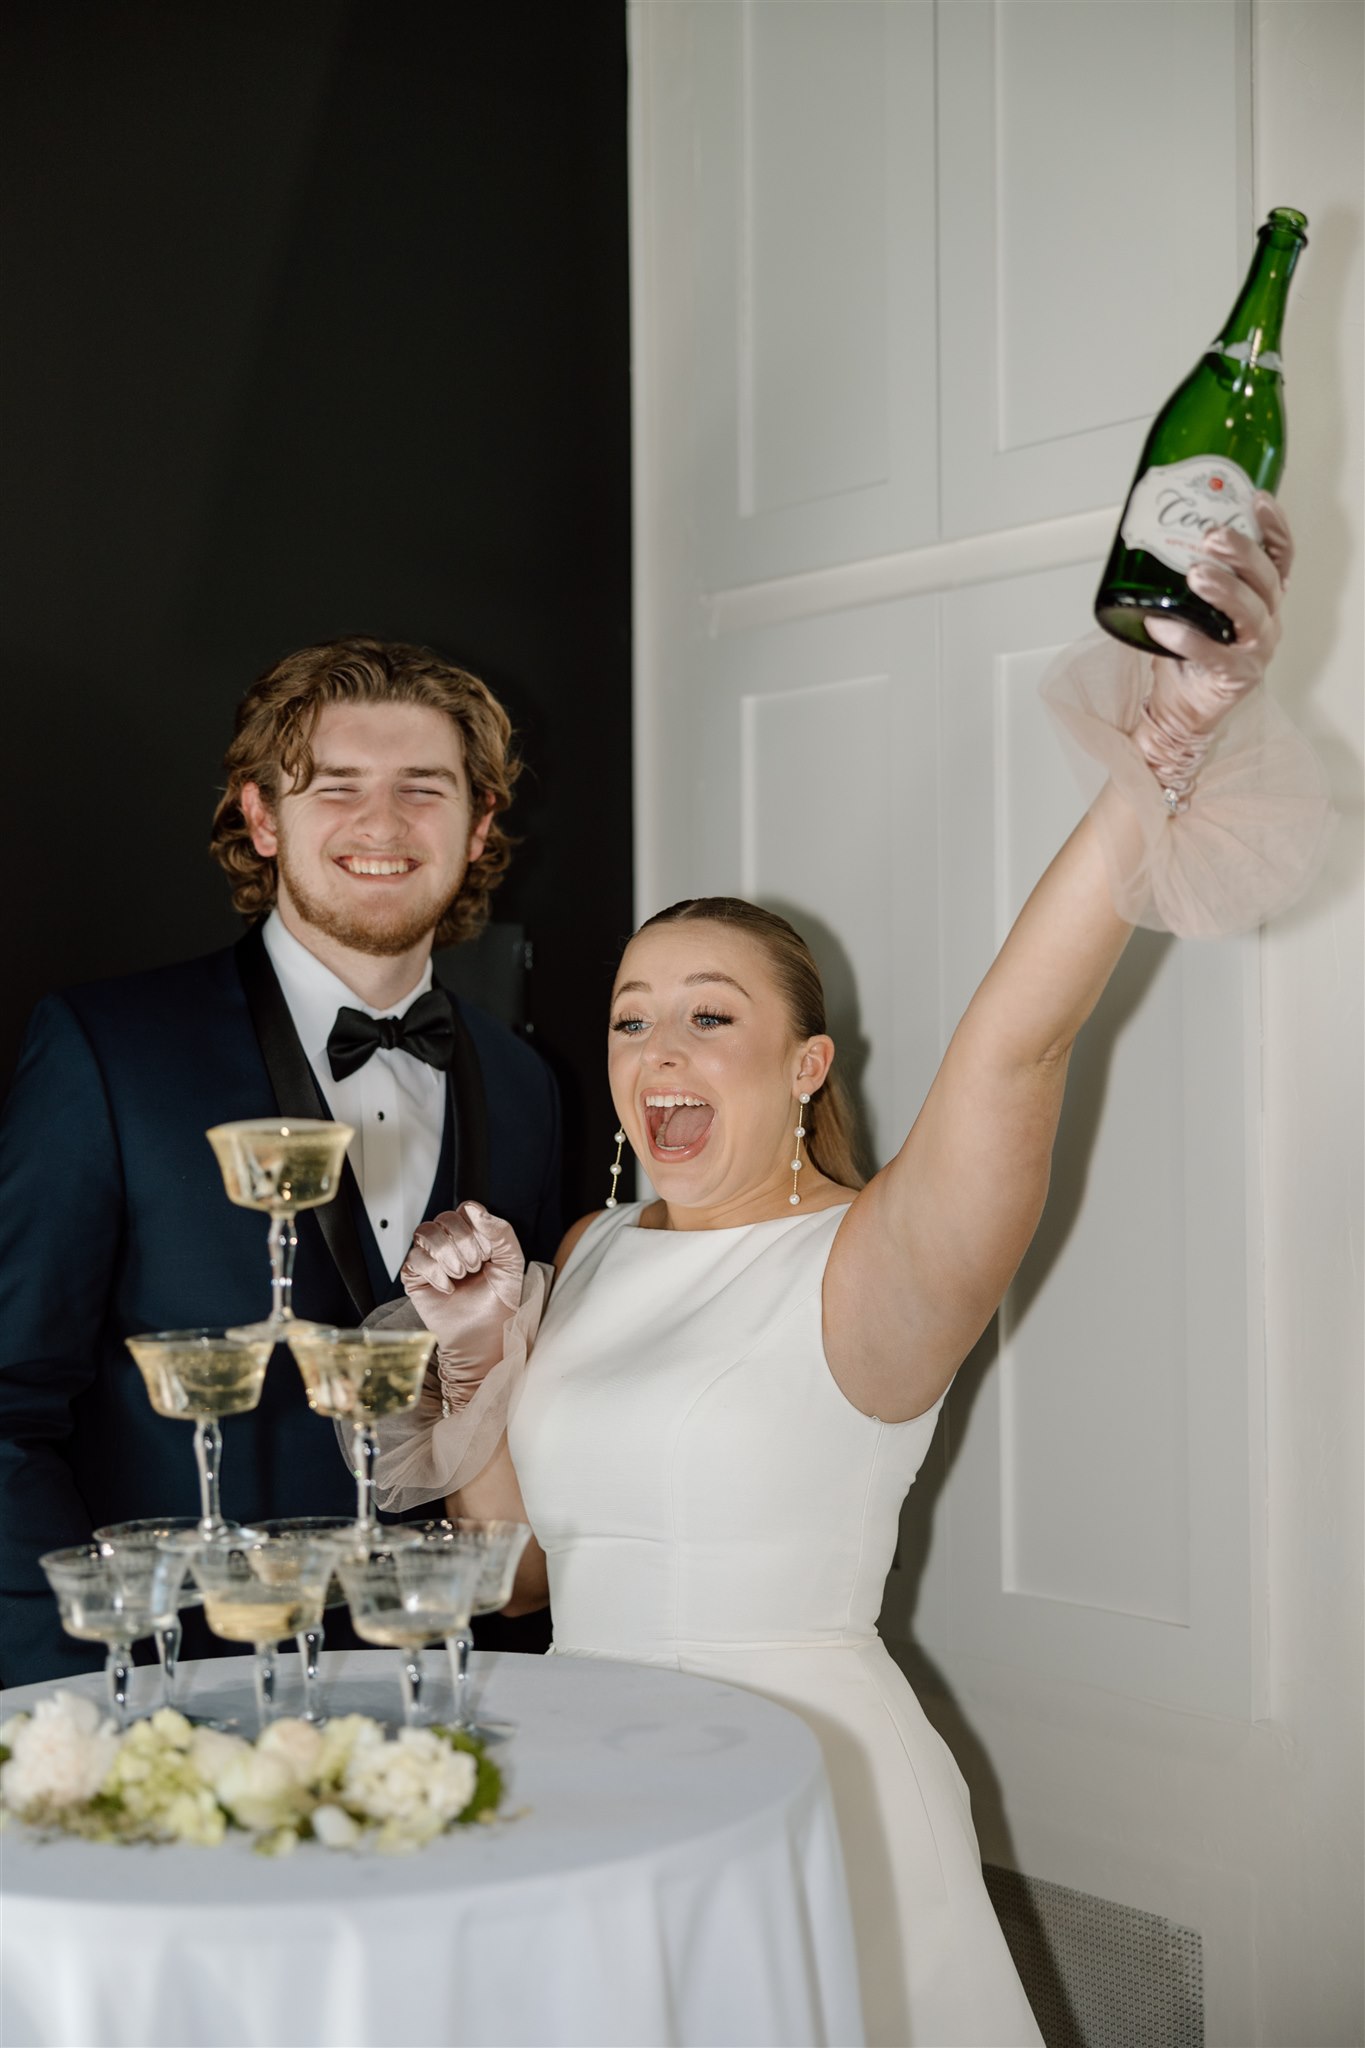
379 1220 388 1230
377 1111 385 1121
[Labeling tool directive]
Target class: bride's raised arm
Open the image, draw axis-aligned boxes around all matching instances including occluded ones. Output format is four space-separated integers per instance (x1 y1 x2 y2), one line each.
823 499 1322 1425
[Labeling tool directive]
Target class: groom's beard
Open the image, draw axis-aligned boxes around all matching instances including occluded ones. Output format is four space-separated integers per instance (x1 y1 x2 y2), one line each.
275 842 460 959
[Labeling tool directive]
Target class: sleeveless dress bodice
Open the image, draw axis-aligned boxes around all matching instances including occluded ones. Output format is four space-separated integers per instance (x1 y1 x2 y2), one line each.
510 1202 1041 2048
511 1202 934 1661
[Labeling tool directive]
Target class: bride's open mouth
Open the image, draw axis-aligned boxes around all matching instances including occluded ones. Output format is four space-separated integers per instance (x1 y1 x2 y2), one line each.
642 1092 715 1162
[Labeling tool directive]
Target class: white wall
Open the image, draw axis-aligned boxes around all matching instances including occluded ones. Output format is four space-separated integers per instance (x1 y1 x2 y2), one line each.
629 3 1364 2040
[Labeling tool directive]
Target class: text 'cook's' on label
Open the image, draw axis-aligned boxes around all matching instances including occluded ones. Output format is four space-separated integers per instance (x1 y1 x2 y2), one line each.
1120 455 1262 574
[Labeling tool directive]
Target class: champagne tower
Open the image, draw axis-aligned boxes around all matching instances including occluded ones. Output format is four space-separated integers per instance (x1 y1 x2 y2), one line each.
1095 207 1308 652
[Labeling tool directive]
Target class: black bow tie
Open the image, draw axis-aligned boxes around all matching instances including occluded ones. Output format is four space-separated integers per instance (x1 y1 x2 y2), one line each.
326 987 456 1082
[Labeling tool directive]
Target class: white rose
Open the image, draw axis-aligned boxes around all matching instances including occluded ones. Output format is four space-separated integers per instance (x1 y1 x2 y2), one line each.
0 1713 31 1750
311 1802 361 1849
216 1750 308 1834
257 1719 324 1786
0 1692 120 1815
189 1727 252 1796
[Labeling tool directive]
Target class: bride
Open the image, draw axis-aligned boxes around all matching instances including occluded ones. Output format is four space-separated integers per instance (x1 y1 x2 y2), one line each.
374 503 1327 2047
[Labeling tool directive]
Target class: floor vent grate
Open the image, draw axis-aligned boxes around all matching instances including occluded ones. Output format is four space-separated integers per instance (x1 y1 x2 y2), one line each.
983 1864 1204 2048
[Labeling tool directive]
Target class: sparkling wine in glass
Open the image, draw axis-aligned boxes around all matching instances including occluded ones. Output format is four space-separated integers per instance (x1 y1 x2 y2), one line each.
186 1529 346 1733
253 1516 358 1719
286 1326 436 1532
337 1535 482 1728
41 1542 186 1729
125 1329 273 1536
205 1117 354 1331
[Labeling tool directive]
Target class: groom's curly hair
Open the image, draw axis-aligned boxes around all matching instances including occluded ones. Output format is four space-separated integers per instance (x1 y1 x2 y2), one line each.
210 637 521 948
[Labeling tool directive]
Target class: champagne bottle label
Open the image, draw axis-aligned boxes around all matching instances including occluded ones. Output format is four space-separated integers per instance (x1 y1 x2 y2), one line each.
1120 455 1262 575
1212 336 1284 373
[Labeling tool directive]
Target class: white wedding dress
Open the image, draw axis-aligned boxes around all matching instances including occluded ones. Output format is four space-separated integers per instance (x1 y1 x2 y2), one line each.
508 1201 1042 2047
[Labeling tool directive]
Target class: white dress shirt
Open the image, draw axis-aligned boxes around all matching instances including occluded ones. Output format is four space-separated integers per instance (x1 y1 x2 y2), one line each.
262 911 446 1280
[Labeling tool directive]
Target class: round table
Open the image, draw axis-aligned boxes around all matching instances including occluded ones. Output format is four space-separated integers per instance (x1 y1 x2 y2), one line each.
0 1649 863 2048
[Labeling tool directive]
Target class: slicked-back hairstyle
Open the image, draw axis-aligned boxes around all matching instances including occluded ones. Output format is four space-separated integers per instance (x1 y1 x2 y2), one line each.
634 897 867 1191
209 637 520 948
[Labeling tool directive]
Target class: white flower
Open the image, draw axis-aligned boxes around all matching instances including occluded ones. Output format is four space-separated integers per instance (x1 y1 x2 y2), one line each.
1 1692 498 1854
146 1708 193 1750
255 1824 301 1858
311 1802 362 1849
158 1787 226 1848
257 1718 325 1786
342 1729 477 1843
0 1692 119 1815
314 1713 384 1791
188 1727 252 1796
105 1716 224 1843
216 1750 309 1834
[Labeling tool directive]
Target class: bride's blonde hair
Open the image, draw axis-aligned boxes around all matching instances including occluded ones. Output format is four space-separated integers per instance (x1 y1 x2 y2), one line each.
634 898 866 1191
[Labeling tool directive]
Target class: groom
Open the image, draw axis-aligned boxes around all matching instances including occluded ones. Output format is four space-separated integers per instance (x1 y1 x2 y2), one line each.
0 638 561 1687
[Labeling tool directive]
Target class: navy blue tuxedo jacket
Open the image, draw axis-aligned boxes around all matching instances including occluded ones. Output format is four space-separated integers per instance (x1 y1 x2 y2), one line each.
0 930 562 1686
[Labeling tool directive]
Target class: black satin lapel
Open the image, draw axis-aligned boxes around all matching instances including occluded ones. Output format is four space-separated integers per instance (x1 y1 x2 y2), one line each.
443 993 489 1206
234 925 375 1320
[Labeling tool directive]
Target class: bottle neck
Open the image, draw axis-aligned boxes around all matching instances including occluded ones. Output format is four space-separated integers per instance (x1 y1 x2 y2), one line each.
1212 227 1304 371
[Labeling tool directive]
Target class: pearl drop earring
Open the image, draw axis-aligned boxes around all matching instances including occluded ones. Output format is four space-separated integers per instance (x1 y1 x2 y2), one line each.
789 1094 811 1205
606 1127 626 1208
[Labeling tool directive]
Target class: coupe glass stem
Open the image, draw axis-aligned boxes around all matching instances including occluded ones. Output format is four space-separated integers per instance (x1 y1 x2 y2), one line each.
296 1628 325 1723
267 1208 299 1325
352 1422 379 1532
252 1642 277 1732
193 1420 225 1535
105 1641 135 1729
155 1620 182 1709
397 1648 425 1727
445 1630 474 1732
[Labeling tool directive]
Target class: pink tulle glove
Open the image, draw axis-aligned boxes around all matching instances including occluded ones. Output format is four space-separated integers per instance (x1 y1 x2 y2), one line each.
400 1202 525 1416
1134 492 1292 810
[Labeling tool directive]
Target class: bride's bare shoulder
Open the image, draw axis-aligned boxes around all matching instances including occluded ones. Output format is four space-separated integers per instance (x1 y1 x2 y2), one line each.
553 1211 603 1275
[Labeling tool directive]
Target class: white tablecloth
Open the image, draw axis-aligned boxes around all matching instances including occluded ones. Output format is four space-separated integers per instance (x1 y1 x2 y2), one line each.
0 1649 864 2048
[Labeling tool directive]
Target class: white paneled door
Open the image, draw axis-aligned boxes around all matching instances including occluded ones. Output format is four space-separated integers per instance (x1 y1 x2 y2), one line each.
690 0 938 586
922 561 1261 1721
937 0 1252 536
630 1 1361 2035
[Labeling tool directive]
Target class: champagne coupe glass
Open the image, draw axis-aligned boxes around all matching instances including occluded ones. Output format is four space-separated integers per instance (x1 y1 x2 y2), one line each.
92 1519 203 1709
186 1528 345 1734
337 1535 482 1729
40 1542 186 1729
442 1519 532 1741
205 1117 354 1333
286 1326 436 1533
253 1516 359 1720
124 1329 273 1537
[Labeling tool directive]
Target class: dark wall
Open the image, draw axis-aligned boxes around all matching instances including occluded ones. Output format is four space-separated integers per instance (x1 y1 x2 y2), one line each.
0 0 632 1222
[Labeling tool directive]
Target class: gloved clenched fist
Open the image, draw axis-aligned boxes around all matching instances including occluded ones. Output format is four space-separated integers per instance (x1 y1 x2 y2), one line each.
400 1203 525 1414
1137 493 1293 810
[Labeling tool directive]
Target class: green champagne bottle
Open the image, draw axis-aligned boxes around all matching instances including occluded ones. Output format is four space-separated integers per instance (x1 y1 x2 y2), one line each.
1095 206 1308 652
